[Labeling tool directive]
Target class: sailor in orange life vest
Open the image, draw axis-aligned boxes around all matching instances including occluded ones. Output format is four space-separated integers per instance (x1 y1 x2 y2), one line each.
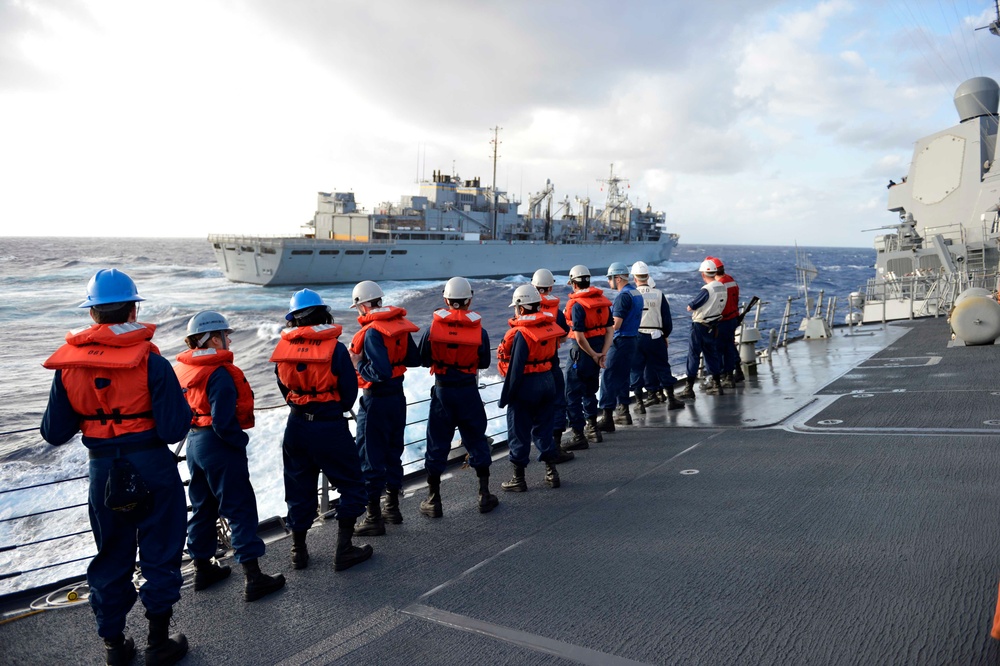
348 280 421 535
174 311 286 602
708 256 744 388
270 289 373 572
496 284 564 491
40 268 190 666
415 276 499 517
563 264 614 445
531 268 579 460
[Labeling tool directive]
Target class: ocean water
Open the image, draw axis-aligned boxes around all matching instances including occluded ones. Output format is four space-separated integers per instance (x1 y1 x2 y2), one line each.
0 237 875 595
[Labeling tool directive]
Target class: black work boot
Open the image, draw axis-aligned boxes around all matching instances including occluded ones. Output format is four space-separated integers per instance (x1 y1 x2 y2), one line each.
291 530 309 570
420 472 443 518
501 464 527 492
584 416 603 443
476 467 499 513
675 378 697 400
242 558 286 602
193 558 231 591
552 429 575 463
544 461 561 489
335 518 374 571
734 365 746 383
705 374 725 396
144 609 187 666
643 389 663 407
596 407 616 432
633 389 647 414
104 633 134 666
665 386 685 410
564 427 589 450
382 487 404 524
355 496 386 536
613 404 632 425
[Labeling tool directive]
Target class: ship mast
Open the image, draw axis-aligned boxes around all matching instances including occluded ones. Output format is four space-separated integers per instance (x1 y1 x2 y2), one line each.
598 163 632 243
490 126 502 240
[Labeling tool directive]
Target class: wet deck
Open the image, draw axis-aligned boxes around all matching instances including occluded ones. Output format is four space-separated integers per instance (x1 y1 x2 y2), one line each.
5 317 1000 665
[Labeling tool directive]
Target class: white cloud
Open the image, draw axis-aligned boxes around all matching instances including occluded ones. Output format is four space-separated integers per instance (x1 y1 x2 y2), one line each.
0 0 993 247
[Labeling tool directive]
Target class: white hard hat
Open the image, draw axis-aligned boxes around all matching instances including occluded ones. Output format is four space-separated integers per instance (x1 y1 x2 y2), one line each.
351 280 384 308
531 268 555 288
187 311 232 336
509 284 542 308
698 259 718 275
568 265 591 283
631 261 650 276
443 276 473 300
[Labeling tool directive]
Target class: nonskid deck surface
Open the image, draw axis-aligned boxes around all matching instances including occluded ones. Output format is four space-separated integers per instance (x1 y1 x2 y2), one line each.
5 318 1000 665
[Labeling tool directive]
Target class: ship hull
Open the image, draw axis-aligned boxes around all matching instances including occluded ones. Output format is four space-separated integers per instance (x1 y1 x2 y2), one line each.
208 236 679 286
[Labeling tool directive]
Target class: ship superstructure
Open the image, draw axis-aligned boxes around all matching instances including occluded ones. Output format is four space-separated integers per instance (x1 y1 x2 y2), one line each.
863 77 1000 322
208 164 677 286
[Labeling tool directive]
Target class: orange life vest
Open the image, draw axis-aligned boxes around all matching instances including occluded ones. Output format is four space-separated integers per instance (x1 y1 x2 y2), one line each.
539 293 560 318
174 348 255 429
428 308 482 375
496 312 562 377
349 306 419 389
718 274 740 321
42 322 159 438
269 324 344 405
564 287 612 337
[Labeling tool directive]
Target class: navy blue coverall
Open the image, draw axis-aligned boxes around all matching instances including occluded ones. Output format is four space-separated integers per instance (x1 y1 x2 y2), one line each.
630 293 678 393
598 284 642 409
41 356 190 640
550 308 570 433
498 331 557 467
354 329 420 499
185 368 264 564
418 324 492 473
686 289 724 378
565 303 612 431
277 343 366 529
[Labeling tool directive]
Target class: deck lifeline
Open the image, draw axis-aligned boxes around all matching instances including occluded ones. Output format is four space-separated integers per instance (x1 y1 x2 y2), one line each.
4 318 1000 665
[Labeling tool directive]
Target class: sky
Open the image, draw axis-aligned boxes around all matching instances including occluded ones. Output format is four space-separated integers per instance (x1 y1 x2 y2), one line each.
2 0 1000 247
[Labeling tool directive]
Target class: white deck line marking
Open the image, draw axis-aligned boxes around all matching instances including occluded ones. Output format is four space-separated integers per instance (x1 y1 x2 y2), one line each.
416 433 719 602
403 603 652 666
275 605 407 666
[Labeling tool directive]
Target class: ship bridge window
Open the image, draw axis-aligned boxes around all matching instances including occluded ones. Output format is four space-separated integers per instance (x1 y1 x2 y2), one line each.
290 250 313 256
213 243 221 249
346 250 364 255
368 250 386 255
225 246 236 251
319 249 339 255
391 250 407 255
261 247 276 254
241 245 254 252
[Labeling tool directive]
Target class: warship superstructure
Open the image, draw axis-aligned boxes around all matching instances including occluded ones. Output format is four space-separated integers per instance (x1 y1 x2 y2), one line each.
863 77 1000 322
208 165 678 286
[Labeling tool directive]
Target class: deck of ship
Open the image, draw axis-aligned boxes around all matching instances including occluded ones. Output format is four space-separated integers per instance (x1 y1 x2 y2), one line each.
5 316 1000 665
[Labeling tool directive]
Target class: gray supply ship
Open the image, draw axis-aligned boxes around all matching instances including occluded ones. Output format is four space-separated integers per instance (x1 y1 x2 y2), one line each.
862 77 1000 324
208 165 679 285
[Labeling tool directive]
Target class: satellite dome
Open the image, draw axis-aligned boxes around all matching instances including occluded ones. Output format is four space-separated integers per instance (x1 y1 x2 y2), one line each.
954 77 999 122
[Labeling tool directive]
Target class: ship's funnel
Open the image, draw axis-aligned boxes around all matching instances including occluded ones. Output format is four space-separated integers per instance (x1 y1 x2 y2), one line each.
954 77 999 122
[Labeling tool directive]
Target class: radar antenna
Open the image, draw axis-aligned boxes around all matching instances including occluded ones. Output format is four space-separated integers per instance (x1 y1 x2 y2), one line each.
974 0 1000 36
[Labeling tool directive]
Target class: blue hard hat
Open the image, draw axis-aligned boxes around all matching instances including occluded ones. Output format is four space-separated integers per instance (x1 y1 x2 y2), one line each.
606 262 629 278
78 268 144 308
286 288 326 321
